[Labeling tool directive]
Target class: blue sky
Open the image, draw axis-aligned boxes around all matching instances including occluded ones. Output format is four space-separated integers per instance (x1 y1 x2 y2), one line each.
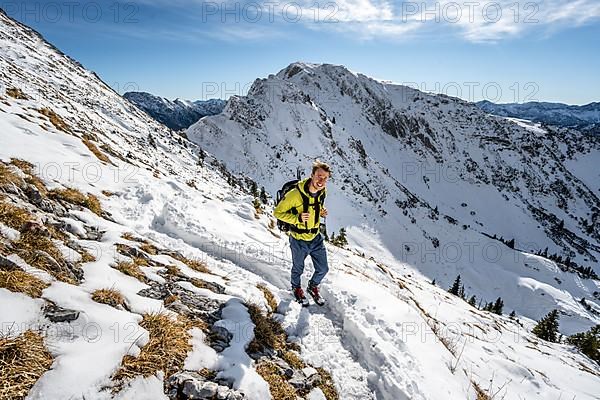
3 0 599 104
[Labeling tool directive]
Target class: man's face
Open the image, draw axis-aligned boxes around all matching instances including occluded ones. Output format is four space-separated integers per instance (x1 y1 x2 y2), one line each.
311 168 330 190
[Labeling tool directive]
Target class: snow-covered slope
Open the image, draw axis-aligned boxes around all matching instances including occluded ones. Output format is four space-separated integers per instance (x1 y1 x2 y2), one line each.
188 62 600 332
2 10 600 400
124 91 225 131
477 100 600 134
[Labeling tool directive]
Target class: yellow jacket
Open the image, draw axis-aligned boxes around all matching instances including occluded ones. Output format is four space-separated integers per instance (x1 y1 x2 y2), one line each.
273 178 326 241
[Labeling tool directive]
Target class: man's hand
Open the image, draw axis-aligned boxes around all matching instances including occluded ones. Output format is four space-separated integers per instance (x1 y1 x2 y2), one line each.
320 207 328 217
300 212 310 222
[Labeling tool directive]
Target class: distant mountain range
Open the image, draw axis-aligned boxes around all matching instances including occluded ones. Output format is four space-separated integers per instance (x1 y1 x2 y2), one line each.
477 100 600 134
124 91 225 131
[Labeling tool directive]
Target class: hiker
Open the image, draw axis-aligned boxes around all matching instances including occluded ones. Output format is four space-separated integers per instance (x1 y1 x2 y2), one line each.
274 161 331 306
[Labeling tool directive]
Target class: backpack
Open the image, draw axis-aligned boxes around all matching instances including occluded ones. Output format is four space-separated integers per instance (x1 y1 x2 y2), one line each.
275 168 326 233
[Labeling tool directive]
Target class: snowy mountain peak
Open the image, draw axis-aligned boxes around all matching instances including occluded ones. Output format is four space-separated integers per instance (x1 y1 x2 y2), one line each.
275 61 324 79
188 61 600 332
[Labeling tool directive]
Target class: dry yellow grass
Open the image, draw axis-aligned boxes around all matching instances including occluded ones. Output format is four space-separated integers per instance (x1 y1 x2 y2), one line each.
316 367 339 400
14 230 75 284
101 190 115 197
257 283 278 313
38 107 70 133
9 159 47 195
115 243 132 255
473 382 491 400
199 367 217 380
246 303 287 355
91 288 125 308
281 350 305 369
48 188 102 216
112 313 192 386
133 256 150 267
164 294 179 306
6 87 29 100
190 277 214 291
85 194 102 216
0 202 33 231
8 158 33 175
0 163 23 189
114 260 147 282
139 243 158 255
0 269 49 298
186 258 210 273
164 264 181 276
79 248 97 263
44 222 70 242
99 142 127 163
245 300 338 399
82 138 112 164
256 360 297 400
119 232 149 244
120 232 137 241
169 253 210 274
0 241 9 256
0 330 53 400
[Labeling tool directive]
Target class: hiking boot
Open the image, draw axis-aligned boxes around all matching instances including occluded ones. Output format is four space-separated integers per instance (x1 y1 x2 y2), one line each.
293 287 309 307
307 283 325 306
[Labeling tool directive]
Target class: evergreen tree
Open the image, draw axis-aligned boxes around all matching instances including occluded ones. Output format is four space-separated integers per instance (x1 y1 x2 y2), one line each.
492 297 504 315
468 295 477 307
331 228 348 247
509 310 516 319
448 275 462 296
259 186 268 204
250 181 259 198
565 256 571 267
567 325 599 363
338 227 348 246
506 238 515 249
431 279 436 286
458 284 466 300
532 309 560 342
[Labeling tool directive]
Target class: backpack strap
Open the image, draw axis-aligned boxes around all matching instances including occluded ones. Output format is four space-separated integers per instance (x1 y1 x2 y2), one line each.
288 225 320 234
297 182 326 228
314 195 321 226
297 184 309 228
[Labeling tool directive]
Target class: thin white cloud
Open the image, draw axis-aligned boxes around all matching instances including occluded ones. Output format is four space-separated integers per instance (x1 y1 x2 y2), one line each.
92 0 600 43
266 0 600 42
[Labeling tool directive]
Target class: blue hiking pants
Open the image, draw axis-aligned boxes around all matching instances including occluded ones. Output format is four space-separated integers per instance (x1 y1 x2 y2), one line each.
289 233 329 289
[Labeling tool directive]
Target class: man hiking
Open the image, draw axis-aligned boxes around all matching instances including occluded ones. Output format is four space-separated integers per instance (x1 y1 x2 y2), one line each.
274 161 331 306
